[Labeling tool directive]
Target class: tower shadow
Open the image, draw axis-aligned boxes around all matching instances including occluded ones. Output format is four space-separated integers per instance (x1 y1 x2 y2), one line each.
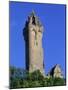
23 21 29 71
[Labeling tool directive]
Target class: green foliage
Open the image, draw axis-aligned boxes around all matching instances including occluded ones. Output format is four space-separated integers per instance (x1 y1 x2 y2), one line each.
10 66 65 89
45 77 54 86
53 77 65 86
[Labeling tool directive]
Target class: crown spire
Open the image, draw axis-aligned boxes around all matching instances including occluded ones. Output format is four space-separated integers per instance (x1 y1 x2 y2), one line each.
30 10 35 17
28 11 42 27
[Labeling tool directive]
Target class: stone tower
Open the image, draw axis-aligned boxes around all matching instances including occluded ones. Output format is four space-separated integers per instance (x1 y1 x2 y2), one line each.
23 11 44 75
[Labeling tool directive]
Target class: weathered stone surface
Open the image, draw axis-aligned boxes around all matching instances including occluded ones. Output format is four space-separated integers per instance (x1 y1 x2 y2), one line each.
23 11 45 76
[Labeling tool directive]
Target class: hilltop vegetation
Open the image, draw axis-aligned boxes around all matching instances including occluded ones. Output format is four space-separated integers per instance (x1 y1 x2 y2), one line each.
10 66 66 89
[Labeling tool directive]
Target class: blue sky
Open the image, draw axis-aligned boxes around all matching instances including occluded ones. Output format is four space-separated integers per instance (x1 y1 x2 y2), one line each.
9 1 66 77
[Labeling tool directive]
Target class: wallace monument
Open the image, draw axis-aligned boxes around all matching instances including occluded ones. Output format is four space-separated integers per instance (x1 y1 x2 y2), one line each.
23 11 45 75
23 11 63 78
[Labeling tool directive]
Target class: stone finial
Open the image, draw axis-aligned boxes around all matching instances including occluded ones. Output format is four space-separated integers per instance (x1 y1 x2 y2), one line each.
31 10 35 17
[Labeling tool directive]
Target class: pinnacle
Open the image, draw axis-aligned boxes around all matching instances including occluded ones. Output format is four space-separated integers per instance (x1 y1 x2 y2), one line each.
32 10 35 15
30 10 35 17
